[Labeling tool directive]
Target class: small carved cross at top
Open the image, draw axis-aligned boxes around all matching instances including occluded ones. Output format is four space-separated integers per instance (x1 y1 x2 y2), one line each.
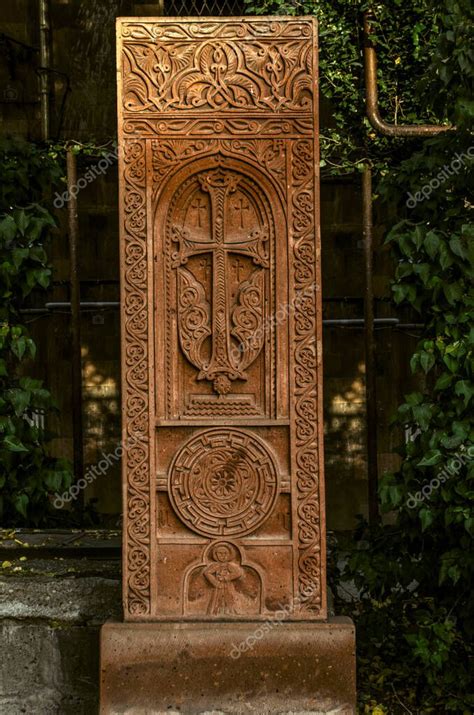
191 197 207 228
233 198 250 229
199 257 212 279
232 258 244 282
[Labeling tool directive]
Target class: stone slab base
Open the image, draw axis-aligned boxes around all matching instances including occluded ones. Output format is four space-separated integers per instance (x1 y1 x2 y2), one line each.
100 617 356 714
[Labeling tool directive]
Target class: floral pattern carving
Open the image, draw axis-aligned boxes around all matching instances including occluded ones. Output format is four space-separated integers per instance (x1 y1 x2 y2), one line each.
176 268 212 370
121 20 313 42
231 269 265 371
151 139 214 183
125 117 313 137
123 40 312 114
222 139 286 192
152 139 286 198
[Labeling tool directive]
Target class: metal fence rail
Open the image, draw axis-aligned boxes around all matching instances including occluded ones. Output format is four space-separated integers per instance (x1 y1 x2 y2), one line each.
165 0 244 16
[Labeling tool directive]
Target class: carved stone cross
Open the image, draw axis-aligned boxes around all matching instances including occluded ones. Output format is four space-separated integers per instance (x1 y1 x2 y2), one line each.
102 16 356 715
232 197 251 228
190 197 207 227
171 168 269 395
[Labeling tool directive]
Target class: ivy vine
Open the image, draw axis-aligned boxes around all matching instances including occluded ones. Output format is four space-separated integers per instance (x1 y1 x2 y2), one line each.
0 139 118 526
0 139 74 525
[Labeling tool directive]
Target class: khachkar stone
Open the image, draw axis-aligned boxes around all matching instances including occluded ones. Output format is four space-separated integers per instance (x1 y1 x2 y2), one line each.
100 16 356 714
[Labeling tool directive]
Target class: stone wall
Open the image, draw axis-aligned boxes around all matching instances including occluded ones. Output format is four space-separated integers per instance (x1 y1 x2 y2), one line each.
0 552 120 714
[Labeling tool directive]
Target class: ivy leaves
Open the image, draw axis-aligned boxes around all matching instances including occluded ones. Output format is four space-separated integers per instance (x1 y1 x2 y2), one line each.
0 139 72 526
0 206 54 312
387 220 473 317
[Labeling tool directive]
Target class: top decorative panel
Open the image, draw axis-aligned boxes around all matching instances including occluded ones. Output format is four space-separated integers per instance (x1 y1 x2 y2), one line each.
119 18 315 115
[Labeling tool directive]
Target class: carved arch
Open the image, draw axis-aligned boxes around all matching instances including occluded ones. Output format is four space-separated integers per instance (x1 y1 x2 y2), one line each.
154 153 289 421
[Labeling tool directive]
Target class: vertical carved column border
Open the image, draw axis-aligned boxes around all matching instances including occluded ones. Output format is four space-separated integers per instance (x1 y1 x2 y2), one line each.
288 21 325 617
290 138 322 614
281 19 324 618
120 138 152 617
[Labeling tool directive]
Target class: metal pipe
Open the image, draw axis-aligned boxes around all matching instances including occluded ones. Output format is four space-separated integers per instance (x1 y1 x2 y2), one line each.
20 302 119 314
39 0 51 140
324 318 399 327
66 149 84 484
362 166 379 525
20 308 423 330
363 12 453 137
45 301 120 309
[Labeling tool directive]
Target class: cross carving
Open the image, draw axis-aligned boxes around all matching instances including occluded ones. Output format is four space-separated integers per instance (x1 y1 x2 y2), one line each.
232 198 250 229
171 169 268 395
191 197 207 228
232 258 244 282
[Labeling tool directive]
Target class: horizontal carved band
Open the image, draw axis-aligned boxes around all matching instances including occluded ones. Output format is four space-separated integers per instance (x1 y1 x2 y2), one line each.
121 20 314 41
123 117 313 137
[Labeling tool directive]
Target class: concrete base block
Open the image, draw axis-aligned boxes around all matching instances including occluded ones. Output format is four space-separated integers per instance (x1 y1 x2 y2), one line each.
100 617 356 714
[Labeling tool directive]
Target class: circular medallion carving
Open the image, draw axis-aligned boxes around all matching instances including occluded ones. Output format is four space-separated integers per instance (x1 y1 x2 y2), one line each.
168 429 279 537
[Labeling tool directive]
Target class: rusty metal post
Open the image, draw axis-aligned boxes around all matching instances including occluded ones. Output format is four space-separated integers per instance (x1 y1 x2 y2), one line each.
66 148 84 483
362 166 379 524
39 0 51 140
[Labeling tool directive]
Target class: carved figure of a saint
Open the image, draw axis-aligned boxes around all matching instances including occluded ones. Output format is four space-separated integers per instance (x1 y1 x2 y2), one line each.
204 543 243 615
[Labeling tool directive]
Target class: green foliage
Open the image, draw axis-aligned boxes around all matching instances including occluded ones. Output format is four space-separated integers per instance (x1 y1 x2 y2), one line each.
0 139 73 525
245 0 473 711
245 0 450 175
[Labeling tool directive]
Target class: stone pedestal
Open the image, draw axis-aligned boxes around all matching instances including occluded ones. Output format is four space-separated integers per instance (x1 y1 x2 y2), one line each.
100 617 356 714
